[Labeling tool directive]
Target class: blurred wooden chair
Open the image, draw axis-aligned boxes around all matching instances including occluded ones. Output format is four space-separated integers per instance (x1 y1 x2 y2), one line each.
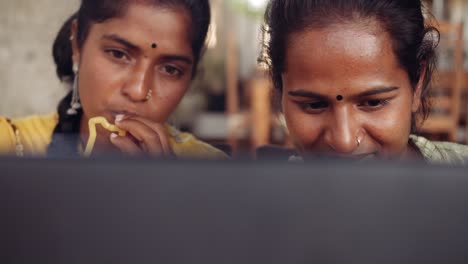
249 70 272 151
420 21 464 142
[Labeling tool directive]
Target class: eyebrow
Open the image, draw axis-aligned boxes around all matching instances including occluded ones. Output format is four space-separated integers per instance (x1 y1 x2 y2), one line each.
288 86 399 100
287 90 327 100
356 86 399 97
160 55 193 65
102 34 139 51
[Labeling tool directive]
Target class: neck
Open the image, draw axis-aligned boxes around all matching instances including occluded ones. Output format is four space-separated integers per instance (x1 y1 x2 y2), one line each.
402 140 424 161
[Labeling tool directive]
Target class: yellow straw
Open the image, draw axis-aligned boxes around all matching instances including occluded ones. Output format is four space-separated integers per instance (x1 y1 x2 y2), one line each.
83 116 127 157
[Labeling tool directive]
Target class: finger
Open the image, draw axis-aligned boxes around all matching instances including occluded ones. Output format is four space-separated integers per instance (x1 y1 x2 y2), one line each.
115 118 165 156
124 116 173 154
110 133 144 156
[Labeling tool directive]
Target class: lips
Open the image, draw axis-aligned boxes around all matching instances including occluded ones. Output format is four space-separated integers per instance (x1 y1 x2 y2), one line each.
110 110 138 120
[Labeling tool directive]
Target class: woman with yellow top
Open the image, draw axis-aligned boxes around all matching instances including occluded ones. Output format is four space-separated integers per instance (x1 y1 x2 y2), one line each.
0 0 227 159
261 0 468 165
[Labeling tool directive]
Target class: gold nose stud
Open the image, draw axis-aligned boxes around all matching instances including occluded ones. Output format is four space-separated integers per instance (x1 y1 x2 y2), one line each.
145 89 152 101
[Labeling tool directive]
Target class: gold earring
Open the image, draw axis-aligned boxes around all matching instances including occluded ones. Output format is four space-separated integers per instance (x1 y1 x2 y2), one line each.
67 63 81 115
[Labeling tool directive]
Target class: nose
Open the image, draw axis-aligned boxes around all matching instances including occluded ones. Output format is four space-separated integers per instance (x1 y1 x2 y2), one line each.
121 64 152 102
323 107 361 154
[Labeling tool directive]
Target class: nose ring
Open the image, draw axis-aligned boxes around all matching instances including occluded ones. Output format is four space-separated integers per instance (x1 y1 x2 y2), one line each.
356 136 362 147
145 89 152 101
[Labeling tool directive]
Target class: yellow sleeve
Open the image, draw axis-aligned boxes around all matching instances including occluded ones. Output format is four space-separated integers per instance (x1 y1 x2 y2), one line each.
167 126 229 160
2 113 58 156
0 116 17 155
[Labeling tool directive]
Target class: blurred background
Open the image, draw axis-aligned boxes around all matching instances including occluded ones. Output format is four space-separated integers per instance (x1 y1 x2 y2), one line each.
0 0 467 156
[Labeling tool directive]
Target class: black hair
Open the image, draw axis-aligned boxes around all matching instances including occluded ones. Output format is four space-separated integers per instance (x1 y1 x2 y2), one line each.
261 0 439 131
48 0 211 156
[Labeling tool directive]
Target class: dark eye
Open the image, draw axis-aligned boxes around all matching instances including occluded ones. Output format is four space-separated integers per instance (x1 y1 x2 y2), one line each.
368 100 383 107
299 101 329 113
162 65 182 77
106 49 129 61
359 99 389 110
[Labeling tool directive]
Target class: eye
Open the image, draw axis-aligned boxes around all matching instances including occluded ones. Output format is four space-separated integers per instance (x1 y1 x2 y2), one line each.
299 101 329 114
161 65 183 77
358 99 390 110
106 49 130 62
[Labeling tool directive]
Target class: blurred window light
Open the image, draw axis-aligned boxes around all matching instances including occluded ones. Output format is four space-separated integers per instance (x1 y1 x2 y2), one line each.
207 22 218 49
247 0 268 10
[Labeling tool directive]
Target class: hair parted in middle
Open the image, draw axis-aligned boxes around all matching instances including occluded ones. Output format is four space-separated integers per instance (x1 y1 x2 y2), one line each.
260 0 439 129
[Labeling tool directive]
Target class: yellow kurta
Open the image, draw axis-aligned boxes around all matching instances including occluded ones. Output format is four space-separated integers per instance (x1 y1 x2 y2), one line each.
0 113 227 159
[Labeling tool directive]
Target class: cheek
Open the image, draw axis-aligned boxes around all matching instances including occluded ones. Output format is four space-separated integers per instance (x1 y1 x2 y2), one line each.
363 99 413 153
150 80 190 120
155 78 189 100
283 100 322 148
79 54 123 108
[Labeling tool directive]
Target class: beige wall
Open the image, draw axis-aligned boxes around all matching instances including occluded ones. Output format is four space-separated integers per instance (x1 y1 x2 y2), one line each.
0 0 79 118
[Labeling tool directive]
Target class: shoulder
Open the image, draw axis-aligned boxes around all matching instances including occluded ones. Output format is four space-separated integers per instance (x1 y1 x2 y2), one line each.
0 113 58 156
410 135 468 165
12 113 58 141
11 113 58 129
0 116 17 154
166 125 229 160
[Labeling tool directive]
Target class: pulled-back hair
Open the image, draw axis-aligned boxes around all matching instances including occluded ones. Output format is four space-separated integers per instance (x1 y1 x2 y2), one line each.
48 0 211 156
261 0 439 130
53 0 210 82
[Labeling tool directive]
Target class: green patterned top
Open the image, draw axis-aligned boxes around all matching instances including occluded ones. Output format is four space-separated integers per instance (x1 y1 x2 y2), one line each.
410 135 468 165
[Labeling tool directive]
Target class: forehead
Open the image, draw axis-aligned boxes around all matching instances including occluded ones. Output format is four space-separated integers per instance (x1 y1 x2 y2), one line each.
87 3 192 54
283 22 402 89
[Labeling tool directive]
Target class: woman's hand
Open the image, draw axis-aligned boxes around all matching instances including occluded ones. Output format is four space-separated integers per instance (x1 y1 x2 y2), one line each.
110 114 173 157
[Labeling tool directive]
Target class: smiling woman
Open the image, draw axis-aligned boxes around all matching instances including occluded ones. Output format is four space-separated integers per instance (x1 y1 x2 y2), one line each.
261 0 468 164
0 0 227 159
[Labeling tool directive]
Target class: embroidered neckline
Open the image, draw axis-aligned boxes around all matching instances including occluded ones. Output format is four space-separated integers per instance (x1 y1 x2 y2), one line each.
6 118 24 157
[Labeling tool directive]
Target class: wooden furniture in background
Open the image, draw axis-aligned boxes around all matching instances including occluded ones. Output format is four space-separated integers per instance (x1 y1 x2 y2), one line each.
249 71 272 155
420 21 464 142
226 31 240 153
